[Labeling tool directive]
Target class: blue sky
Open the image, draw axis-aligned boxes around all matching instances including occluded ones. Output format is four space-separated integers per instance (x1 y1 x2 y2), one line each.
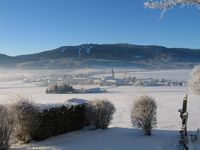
1 0 200 56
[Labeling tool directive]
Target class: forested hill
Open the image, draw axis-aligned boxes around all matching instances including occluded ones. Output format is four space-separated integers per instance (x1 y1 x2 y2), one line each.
0 44 200 69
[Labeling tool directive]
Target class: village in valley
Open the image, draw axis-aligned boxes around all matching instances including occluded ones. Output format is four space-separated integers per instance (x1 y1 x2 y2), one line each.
22 68 187 94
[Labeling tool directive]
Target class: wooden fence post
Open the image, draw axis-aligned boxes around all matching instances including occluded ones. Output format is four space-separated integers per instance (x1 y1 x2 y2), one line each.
178 94 189 150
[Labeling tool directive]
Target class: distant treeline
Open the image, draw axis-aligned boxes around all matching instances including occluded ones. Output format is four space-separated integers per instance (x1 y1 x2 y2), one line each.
46 83 74 94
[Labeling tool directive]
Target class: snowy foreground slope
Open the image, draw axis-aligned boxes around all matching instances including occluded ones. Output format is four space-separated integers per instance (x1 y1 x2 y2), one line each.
0 69 199 150
9 86 200 150
11 128 179 150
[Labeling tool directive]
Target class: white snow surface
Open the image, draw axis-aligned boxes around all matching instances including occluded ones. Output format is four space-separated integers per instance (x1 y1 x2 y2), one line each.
0 69 199 150
37 98 87 111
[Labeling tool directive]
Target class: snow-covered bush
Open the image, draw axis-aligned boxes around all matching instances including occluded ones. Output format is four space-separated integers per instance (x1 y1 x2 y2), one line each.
189 65 200 95
131 95 157 136
46 83 74 94
11 96 39 143
85 99 116 129
0 105 13 150
33 104 85 140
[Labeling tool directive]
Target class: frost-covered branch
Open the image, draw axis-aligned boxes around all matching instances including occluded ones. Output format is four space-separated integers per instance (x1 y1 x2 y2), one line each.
144 0 200 18
145 0 200 9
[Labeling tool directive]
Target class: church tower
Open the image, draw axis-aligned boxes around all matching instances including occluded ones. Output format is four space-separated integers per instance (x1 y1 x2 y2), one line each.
112 68 115 79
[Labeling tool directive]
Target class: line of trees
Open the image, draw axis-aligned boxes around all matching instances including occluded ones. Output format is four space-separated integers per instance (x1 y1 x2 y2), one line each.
46 83 74 94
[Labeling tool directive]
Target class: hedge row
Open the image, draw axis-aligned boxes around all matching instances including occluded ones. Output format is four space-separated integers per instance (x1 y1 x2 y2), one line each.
8 98 115 145
33 104 85 140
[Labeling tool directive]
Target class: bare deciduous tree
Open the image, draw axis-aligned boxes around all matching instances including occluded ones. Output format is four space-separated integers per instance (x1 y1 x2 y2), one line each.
131 95 157 136
0 105 13 150
85 99 116 129
189 64 200 94
11 96 39 143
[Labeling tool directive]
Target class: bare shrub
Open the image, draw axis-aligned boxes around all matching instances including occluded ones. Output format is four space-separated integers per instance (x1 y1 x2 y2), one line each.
11 96 39 143
85 99 116 129
0 105 13 150
189 64 200 95
131 95 157 136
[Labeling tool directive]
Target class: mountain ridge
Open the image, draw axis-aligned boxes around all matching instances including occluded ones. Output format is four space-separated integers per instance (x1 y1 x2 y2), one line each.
0 43 200 69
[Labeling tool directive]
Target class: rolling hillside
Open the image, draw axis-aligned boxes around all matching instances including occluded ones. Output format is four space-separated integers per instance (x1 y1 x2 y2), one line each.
0 44 200 69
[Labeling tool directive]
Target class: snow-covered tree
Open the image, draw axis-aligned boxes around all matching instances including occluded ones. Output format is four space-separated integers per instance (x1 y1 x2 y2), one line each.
144 0 200 18
131 95 157 136
0 105 13 150
189 64 200 95
11 96 39 143
85 99 116 129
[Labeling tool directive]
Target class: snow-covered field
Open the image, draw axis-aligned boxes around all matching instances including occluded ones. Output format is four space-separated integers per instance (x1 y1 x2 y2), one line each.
0 69 199 150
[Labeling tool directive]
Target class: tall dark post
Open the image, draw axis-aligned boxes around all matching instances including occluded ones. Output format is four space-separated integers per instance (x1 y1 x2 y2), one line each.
178 94 189 150
182 95 188 135
182 95 187 113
